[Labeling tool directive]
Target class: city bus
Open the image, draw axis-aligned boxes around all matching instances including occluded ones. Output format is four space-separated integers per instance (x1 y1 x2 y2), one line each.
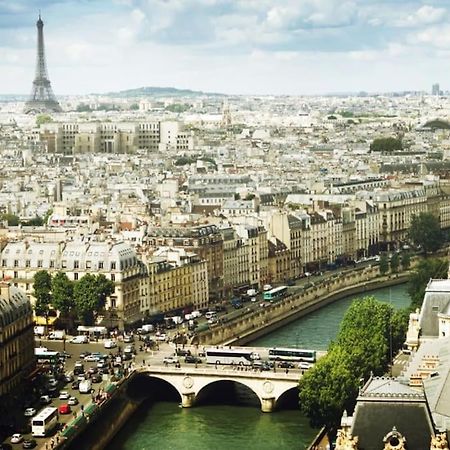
268 348 316 363
263 286 288 302
34 348 60 364
205 348 254 366
31 407 58 437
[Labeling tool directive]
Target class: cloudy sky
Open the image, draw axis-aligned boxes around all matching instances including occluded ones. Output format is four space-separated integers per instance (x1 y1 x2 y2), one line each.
1 0 450 95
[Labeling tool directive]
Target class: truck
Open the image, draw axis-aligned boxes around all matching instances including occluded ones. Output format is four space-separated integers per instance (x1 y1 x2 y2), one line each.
48 330 65 340
247 289 257 297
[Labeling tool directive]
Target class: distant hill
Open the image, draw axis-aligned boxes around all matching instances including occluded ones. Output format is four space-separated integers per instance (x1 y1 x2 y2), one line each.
101 86 225 98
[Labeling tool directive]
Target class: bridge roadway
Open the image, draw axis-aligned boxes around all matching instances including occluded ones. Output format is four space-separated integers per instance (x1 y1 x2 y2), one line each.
133 362 302 413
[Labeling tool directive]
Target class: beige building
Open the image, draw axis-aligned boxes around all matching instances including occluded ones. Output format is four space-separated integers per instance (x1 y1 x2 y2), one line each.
0 239 142 330
267 238 291 284
145 225 224 301
0 282 35 399
31 120 192 154
140 247 208 317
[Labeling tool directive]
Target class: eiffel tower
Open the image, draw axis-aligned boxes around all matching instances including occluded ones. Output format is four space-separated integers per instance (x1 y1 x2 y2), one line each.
24 13 62 114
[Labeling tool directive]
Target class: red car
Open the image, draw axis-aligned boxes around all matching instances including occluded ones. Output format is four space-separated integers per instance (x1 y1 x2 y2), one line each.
58 403 71 414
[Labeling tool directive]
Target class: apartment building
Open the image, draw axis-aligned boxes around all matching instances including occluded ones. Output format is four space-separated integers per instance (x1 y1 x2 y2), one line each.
0 282 35 398
267 238 291 283
145 225 224 300
32 120 191 154
140 247 208 317
0 239 142 330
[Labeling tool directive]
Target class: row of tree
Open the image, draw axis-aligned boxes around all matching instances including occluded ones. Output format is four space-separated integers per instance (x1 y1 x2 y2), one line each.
34 270 115 326
298 297 409 434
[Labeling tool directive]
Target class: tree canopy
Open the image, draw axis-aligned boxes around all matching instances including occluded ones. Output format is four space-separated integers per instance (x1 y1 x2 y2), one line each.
408 258 448 310
299 296 403 431
33 270 52 317
369 137 403 152
51 272 74 315
409 212 444 254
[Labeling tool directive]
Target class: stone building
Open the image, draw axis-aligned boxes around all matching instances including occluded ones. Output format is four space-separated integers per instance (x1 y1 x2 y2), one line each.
145 225 224 301
0 239 143 330
140 247 208 317
0 282 35 399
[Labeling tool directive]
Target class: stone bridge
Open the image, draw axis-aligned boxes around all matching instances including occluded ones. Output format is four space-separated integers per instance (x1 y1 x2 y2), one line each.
133 366 301 412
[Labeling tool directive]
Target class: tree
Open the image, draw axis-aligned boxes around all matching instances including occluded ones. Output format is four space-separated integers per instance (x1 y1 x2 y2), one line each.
73 274 114 325
299 297 399 433
129 103 139 110
408 258 448 310
0 213 19 226
33 270 52 318
21 216 43 226
379 254 389 275
51 272 74 315
370 137 402 152
409 212 443 254
401 252 411 270
391 308 409 354
390 253 399 273
36 114 53 127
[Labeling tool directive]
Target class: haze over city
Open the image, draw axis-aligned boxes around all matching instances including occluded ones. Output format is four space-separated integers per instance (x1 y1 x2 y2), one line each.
1 0 450 95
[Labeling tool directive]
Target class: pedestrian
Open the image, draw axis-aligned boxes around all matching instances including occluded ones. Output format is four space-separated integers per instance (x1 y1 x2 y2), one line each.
285 368 289 374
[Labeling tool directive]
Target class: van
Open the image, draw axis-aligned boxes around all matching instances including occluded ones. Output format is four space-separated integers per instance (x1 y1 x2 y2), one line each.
141 324 154 333
79 379 92 394
49 330 65 340
70 335 88 344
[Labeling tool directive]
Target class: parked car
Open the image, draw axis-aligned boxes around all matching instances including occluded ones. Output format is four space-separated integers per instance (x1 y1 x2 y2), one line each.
84 354 100 362
22 439 37 449
23 408 36 417
74 362 84 375
252 361 271 371
39 395 51 405
156 333 167 341
64 371 74 383
59 391 70 400
70 335 88 344
58 403 71 415
278 361 295 369
298 361 313 370
163 356 179 365
91 374 102 383
79 351 91 359
10 434 23 444
71 380 80 390
184 355 202 364
68 396 78 406
104 339 117 349
123 334 134 343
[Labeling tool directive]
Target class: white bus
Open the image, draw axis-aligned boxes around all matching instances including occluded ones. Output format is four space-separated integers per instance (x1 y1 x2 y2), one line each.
268 348 316 363
205 348 254 366
31 407 58 437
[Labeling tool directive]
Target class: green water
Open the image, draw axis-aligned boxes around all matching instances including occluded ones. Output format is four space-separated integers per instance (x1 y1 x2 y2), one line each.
110 283 410 450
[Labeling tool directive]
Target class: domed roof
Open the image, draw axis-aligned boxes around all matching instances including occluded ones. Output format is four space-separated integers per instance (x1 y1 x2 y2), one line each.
0 284 32 328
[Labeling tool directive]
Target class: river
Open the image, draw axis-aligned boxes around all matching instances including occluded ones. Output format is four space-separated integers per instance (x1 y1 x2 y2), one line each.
109 283 410 450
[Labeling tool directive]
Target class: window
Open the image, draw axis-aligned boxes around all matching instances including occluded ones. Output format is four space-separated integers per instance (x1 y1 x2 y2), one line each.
1 260 6 267
74 273 78 281
86 261 91 269
14 260 18 267
61 260 67 269
98 262 104 269
111 274 115 281
111 262 116 270
50 260 55 268
37 260 43 268
74 261 79 269
25 260 30 268
14 271 18 278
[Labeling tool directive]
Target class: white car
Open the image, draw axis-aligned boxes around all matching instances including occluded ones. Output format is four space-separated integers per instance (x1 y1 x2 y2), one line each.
59 391 70 400
70 335 88 344
156 333 167 341
68 396 78 406
11 434 23 444
104 339 117 349
163 356 179 364
24 408 36 417
298 361 313 370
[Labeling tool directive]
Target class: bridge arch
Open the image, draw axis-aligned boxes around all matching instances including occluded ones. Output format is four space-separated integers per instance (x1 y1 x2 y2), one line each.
274 386 300 410
136 369 299 413
126 372 182 403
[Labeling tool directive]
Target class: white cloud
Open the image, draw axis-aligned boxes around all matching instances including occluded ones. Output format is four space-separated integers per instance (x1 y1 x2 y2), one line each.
395 5 447 28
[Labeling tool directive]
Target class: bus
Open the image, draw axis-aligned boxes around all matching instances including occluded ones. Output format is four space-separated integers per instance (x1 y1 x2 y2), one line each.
263 286 288 302
205 348 254 366
31 407 58 437
268 348 316 363
34 348 60 364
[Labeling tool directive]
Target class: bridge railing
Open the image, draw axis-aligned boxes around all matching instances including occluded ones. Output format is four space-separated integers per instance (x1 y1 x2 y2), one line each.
135 365 301 381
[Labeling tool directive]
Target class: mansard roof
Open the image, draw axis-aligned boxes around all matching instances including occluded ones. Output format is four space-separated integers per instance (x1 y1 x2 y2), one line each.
0 284 32 328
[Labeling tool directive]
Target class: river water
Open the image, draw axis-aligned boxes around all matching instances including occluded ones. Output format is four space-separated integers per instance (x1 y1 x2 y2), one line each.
109 283 410 450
